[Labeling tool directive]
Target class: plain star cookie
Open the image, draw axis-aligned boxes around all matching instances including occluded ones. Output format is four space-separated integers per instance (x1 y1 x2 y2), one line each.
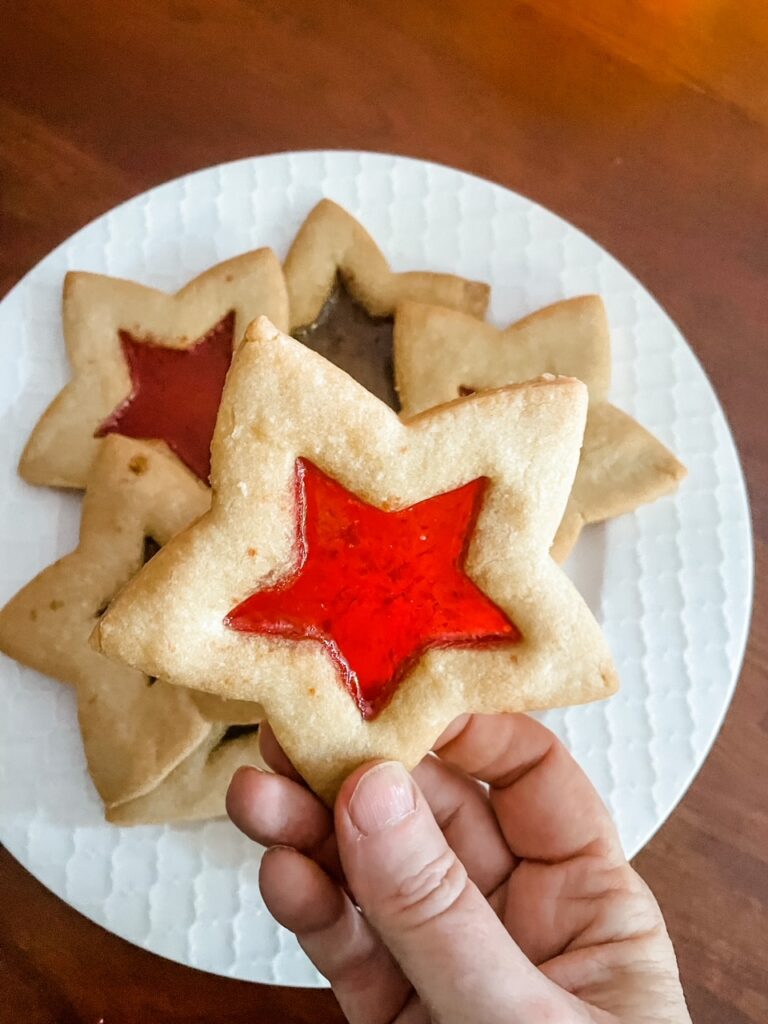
0 435 261 815
284 199 490 407
19 249 289 488
94 317 618 804
394 297 687 561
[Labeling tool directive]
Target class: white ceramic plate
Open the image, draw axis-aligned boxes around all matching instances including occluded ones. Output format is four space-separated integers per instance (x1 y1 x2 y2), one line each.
0 152 753 986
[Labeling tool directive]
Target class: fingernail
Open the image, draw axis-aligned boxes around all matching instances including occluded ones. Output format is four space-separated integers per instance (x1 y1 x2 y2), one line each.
232 764 264 781
348 761 416 836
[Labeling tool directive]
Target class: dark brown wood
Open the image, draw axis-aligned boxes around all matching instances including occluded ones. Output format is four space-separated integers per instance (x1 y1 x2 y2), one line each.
1 1 766 1020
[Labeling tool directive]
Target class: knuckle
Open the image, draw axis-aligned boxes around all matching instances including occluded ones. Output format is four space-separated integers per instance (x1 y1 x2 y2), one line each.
381 848 470 928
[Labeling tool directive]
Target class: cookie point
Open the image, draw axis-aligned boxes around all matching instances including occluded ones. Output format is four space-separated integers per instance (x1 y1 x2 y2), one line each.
571 293 605 311
541 374 589 402
62 270 87 300
244 315 281 344
315 196 342 216
600 663 620 695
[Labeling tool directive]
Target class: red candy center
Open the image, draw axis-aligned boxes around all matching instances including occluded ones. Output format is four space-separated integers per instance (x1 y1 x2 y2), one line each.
95 311 235 482
226 459 520 719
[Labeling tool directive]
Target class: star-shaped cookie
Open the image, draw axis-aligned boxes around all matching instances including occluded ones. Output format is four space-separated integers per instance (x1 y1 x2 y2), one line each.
0 435 261 814
284 200 490 408
94 317 618 803
19 249 289 488
394 298 687 562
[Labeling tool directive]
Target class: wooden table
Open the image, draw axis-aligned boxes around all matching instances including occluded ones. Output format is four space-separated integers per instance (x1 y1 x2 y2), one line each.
1 2 766 1020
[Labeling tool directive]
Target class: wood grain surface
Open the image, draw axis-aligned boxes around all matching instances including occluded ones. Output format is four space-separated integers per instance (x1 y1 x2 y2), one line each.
1 1 766 1021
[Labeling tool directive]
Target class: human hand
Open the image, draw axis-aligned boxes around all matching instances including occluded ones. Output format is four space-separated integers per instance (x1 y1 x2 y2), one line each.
227 713 691 1023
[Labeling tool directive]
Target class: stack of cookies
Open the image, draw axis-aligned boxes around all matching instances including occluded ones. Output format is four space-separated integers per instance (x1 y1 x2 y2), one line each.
0 200 685 817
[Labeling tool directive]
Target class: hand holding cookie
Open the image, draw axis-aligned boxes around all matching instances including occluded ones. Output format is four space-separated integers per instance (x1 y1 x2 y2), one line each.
227 714 691 1023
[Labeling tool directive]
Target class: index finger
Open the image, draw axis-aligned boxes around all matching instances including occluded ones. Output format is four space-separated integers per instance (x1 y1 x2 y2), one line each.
434 713 624 865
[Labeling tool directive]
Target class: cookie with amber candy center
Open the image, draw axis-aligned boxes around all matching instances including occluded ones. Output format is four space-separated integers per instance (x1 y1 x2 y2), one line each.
285 199 490 410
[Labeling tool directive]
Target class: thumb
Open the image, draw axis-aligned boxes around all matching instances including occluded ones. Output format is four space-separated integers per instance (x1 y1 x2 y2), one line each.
335 761 564 1024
